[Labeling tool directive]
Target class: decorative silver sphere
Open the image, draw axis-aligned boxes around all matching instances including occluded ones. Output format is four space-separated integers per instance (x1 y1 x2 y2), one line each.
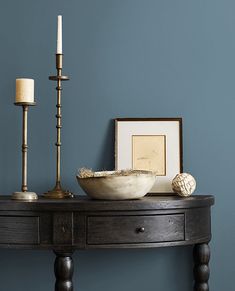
172 173 196 197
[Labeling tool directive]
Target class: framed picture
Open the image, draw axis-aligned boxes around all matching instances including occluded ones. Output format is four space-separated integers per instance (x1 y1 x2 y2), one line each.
115 118 183 193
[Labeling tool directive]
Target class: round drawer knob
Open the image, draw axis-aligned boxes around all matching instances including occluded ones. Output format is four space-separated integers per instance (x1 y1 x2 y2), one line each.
137 227 145 233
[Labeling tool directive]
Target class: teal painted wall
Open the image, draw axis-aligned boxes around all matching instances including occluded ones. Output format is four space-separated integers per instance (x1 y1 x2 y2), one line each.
0 0 233 290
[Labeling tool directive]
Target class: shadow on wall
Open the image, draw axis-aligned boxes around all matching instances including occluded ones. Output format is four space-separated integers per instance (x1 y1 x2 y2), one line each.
95 119 115 171
0 79 20 195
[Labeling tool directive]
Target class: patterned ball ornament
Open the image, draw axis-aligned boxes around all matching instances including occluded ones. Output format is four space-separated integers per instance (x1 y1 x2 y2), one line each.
172 173 196 197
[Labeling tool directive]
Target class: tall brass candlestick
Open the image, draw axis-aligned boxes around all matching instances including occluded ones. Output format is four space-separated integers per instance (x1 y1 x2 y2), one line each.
12 102 38 200
44 54 73 198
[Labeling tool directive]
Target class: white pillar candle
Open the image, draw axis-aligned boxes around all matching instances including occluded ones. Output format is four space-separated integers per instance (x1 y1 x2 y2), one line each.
15 79 34 103
57 15 62 54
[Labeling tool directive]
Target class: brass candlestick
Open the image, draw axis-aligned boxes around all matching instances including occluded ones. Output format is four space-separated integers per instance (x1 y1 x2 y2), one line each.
44 54 73 199
12 102 38 200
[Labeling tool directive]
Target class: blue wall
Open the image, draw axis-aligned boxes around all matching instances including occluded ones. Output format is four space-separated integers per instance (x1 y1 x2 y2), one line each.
0 0 233 290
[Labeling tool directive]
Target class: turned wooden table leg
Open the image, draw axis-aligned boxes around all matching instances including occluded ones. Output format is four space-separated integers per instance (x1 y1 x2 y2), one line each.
193 243 210 291
54 252 74 291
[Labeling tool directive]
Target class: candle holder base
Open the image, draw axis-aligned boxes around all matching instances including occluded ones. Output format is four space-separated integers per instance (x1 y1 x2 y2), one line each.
44 185 73 199
11 191 38 201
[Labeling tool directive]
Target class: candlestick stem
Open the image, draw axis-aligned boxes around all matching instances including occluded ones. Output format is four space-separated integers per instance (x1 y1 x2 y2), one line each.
56 65 62 187
22 105 28 192
44 54 73 199
12 102 37 200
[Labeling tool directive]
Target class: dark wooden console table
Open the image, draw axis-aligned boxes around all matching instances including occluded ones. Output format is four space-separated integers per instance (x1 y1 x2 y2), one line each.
0 195 214 291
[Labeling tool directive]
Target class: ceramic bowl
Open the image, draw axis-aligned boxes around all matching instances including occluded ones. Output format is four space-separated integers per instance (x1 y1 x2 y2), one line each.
77 170 156 200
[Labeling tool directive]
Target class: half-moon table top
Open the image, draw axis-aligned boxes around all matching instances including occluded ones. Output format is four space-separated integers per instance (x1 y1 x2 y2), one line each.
0 194 214 211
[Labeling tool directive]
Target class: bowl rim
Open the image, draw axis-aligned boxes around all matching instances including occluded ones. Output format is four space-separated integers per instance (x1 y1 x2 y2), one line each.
77 170 156 180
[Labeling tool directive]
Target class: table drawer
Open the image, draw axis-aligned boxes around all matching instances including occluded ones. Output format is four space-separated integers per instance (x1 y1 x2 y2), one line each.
0 216 39 245
87 214 185 245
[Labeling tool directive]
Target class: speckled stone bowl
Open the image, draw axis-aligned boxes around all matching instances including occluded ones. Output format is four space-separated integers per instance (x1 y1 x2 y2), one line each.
77 170 156 200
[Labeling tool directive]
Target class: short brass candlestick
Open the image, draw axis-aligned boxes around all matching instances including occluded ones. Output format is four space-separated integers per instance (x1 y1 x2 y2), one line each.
44 54 73 199
12 102 38 200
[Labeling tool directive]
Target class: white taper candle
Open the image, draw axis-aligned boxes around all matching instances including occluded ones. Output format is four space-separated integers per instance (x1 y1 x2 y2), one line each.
57 15 62 54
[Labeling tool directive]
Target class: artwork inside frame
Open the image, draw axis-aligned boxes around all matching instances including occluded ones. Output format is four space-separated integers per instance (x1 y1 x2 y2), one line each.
115 118 183 194
132 135 166 176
